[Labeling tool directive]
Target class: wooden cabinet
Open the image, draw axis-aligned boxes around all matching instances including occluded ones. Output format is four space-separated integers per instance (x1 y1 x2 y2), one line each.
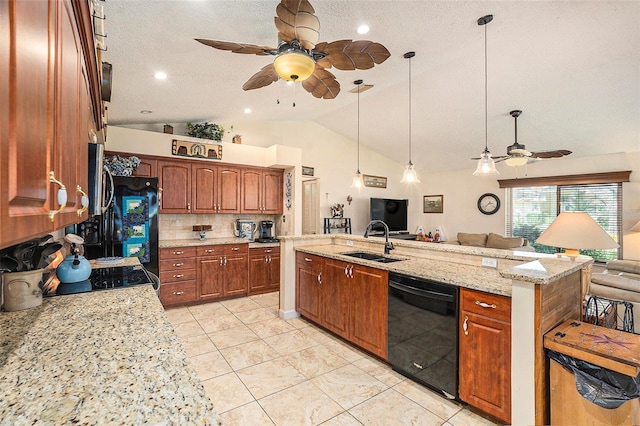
295 253 388 359
296 252 323 323
241 167 283 214
459 287 512 424
197 244 248 301
158 160 191 213
131 155 157 178
249 246 280 295
0 0 97 248
159 247 198 306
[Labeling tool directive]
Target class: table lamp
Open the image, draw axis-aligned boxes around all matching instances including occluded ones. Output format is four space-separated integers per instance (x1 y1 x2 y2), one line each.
536 211 619 257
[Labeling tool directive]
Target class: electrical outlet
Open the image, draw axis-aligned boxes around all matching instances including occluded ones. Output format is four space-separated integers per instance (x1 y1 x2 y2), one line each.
481 257 498 268
346 240 354 246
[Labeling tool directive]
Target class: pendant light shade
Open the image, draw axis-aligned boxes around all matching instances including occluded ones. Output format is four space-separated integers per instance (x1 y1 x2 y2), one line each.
401 51 420 183
351 79 364 189
473 15 499 176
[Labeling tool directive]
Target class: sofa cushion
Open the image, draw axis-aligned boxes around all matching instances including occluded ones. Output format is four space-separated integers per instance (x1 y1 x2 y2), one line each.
606 260 640 275
591 274 640 294
457 232 488 247
486 233 524 249
589 282 640 304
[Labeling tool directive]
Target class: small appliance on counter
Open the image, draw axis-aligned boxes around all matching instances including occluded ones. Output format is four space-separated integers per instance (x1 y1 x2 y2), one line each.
255 220 278 243
234 219 257 242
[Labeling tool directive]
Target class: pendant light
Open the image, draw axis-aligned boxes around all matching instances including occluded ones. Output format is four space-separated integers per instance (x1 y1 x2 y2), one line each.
351 79 364 189
473 15 499 176
401 51 420 183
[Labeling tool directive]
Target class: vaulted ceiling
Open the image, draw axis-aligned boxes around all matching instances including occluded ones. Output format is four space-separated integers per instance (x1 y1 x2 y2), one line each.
103 0 640 172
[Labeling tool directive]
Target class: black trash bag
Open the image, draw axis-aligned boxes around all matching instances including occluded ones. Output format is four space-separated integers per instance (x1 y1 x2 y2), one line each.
549 350 640 409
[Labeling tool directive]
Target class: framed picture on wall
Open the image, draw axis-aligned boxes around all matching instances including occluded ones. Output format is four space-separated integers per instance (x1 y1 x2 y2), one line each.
423 195 443 213
302 166 314 176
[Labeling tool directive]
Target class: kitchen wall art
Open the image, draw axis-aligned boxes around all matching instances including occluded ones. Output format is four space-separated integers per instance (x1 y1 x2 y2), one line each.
172 139 222 161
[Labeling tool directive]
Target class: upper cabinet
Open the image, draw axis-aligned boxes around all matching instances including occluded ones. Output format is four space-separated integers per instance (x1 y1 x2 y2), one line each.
241 167 283 214
0 0 99 248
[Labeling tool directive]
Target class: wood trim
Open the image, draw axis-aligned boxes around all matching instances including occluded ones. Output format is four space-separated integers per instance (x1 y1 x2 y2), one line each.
498 171 631 188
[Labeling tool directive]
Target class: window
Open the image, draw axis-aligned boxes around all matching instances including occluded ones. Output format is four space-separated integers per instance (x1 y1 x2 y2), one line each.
506 183 622 261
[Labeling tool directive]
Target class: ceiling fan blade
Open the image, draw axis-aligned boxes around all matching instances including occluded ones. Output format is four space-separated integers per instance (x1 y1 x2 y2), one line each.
315 40 391 70
301 68 340 99
242 64 280 91
530 149 572 159
470 155 508 161
195 39 276 56
274 0 320 50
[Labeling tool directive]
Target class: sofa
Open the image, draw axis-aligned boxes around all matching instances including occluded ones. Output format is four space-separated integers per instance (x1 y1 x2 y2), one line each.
448 232 536 252
588 259 640 333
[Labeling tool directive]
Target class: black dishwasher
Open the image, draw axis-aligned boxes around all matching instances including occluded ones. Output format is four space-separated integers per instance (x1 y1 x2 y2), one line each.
388 272 459 400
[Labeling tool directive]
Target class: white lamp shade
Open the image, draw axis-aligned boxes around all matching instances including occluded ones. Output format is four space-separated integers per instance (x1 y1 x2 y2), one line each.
473 151 499 175
536 211 619 255
400 163 420 183
351 171 364 189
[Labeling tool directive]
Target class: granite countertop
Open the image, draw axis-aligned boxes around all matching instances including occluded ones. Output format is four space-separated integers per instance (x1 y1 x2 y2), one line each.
160 237 280 249
0 286 218 425
295 243 592 297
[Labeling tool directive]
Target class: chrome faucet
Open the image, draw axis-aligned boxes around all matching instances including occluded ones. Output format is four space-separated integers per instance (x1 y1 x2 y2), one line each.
364 220 394 255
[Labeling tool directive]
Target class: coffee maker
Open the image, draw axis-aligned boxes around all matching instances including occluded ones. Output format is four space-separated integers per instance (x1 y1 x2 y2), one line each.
256 220 277 243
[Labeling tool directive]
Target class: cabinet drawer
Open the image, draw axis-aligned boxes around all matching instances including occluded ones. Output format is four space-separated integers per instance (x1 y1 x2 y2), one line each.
196 245 222 256
296 252 323 266
160 258 196 271
251 246 280 256
224 244 248 255
461 288 511 323
160 281 197 305
160 246 197 259
161 268 197 284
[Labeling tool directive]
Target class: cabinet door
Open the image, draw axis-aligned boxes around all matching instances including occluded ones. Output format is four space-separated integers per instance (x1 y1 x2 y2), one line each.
296 255 322 323
262 169 283 214
158 160 191 213
192 164 216 213
198 256 223 299
0 0 55 247
132 156 157 178
224 254 248 296
459 310 511 423
249 254 269 293
217 166 241 213
267 253 280 291
349 265 388 358
241 168 262 214
322 260 349 338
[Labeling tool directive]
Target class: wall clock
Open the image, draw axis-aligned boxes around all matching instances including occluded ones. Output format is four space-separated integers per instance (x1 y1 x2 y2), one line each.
477 193 501 215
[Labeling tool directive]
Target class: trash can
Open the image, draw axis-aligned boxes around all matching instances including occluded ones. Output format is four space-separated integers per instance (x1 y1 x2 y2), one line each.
544 320 640 425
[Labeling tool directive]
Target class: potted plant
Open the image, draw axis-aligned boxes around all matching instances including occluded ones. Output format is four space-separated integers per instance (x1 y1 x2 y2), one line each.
186 121 232 141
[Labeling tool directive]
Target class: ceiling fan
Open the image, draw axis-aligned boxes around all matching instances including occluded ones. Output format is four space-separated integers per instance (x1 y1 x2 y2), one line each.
195 0 390 100
472 110 572 167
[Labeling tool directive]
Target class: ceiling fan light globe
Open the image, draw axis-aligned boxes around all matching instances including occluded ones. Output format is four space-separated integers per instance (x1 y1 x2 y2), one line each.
400 163 421 183
505 156 528 167
473 152 499 175
274 52 315 82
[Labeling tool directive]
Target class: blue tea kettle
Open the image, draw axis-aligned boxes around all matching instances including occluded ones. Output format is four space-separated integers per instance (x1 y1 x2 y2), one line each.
57 234 91 284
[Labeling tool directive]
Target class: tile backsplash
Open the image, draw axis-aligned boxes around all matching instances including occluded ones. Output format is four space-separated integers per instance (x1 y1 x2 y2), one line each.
159 214 280 240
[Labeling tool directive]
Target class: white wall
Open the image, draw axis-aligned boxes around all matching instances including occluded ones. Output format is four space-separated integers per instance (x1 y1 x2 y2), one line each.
110 124 639 259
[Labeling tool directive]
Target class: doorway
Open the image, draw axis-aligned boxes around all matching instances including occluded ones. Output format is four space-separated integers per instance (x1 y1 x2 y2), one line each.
302 179 319 234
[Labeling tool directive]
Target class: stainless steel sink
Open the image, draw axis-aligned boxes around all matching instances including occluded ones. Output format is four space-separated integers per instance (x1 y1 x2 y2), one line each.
341 252 403 263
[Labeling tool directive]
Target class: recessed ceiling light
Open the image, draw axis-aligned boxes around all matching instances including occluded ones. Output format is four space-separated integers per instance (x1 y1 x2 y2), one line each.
357 24 369 35
154 72 167 80
244 108 252 114
140 110 152 114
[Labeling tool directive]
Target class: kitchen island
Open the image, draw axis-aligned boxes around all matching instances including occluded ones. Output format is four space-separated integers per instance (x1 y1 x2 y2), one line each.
0 286 218 425
279 234 592 425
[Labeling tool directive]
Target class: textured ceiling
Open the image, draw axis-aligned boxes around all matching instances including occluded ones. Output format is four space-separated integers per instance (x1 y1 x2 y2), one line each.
103 0 640 172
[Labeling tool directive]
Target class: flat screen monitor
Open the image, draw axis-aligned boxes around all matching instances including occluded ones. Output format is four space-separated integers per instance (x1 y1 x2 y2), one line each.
369 198 408 233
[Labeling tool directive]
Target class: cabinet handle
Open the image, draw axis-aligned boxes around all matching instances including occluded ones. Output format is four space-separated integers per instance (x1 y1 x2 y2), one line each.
463 315 469 336
172 274 184 278
89 129 97 143
304 257 312 262
187 202 191 211
344 265 349 277
220 257 223 265
158 187 163 203
216 204 220 211
48 171 68 221
172 291 185 296
172 262 184 267
204 249 214 253
265 249 272 253
317 272 322 284
349 265 354 279
76 185 89 216
475 301 497 309
268 256 272 263
172 251 184 255
412 362 424 370
231 247 239 251
265 256 268 263
223 256 227 265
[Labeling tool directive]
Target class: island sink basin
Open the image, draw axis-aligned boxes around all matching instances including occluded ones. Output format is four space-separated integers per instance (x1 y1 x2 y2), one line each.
341 252 403 263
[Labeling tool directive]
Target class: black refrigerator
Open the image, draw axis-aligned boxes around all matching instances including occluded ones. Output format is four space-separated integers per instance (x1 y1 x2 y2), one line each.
68 176 159 276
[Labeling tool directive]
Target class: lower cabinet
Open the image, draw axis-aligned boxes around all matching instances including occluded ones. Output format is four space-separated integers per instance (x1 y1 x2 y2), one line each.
459 287 512 424
295 253 388 359
198 244 248 301
159 247 198 306
249 246 280 295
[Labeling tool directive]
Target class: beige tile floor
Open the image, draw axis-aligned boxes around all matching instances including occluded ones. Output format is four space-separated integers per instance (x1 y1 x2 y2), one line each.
165 292 500 426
